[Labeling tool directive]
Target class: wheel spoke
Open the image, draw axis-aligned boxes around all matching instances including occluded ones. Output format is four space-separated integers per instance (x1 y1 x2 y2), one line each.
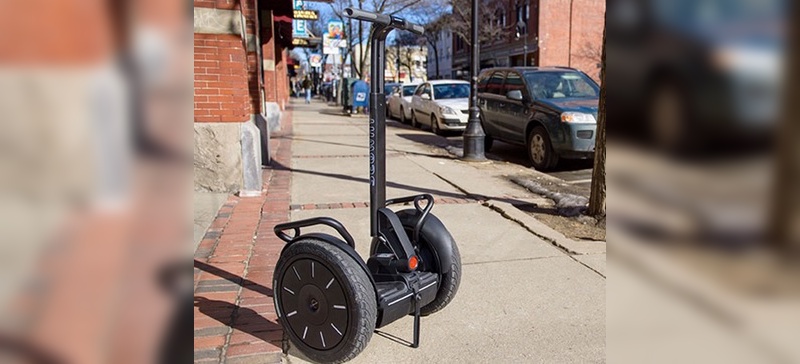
278 258 349 351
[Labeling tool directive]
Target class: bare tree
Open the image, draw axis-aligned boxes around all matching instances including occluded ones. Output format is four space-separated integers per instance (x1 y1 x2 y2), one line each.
389 31 425 81
587 21 606 217
443 0 512 47
403 0 448 79
421 18 445 78
575 39 602 68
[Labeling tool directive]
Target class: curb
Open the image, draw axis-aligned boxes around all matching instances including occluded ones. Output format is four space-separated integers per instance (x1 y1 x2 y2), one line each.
486 200 606 256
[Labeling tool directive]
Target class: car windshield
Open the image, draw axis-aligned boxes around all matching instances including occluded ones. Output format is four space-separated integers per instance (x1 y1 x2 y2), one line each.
433 83 470 99
524 71 599 100
384 85 398 94
403 85 417 97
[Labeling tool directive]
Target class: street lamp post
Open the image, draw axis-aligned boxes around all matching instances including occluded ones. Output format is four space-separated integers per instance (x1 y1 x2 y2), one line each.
516 0 529 67
523 32 528 67
461 0 486 161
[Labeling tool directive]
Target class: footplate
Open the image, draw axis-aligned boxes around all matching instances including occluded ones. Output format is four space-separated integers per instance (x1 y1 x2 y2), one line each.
373 271 437 328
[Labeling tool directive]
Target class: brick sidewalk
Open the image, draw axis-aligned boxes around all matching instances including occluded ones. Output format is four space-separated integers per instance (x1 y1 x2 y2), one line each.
193 108 293 364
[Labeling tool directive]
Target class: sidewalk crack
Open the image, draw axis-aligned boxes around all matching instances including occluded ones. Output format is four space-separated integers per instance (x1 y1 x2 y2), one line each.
425 167 606 278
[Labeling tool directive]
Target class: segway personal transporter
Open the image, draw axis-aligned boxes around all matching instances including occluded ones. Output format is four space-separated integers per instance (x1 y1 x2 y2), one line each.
272 8 462 364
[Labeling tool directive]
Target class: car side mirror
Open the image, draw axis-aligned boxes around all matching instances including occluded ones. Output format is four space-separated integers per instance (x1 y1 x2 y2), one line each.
506 90 523 101
421 94 431 100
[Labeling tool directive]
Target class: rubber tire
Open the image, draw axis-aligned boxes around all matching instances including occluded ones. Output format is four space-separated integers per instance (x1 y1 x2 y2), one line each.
431 115 441 135
274 239 376 364
484 134 494 152
411 110 419 128
527 126 558 171
480 113 493 152
394 210 461 316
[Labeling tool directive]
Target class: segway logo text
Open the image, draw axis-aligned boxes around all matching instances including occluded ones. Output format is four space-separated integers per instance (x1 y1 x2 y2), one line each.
369 120 375 187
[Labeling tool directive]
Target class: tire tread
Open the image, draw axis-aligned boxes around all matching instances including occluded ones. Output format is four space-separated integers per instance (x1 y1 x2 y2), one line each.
275 239 376 363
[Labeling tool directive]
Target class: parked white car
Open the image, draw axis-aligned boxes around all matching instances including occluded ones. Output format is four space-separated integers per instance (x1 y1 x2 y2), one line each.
387 83 421 123
410 80 470 134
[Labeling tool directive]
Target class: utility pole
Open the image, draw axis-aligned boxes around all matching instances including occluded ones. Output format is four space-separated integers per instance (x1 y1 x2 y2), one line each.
461 0 486 161
396 40 401 82
357 0 364 78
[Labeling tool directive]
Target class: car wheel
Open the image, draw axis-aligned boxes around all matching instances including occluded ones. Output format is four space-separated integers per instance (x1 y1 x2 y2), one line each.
400 106 407 124
527 126 558 171
431 115 441 135
480 113 493 152
411 111 419 128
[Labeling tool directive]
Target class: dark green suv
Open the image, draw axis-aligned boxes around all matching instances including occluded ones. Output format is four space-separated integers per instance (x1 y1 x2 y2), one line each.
477 67 600 171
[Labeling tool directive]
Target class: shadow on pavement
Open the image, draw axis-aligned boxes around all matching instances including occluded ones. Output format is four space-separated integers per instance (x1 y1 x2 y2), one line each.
267 160 530 206
0 337 65 364
194 297 282 341
512 202 563 217
318 108 349 117
394 131 594 173
374 330 413 347
393 133 450 149
194 260 274 298
280 136 453 160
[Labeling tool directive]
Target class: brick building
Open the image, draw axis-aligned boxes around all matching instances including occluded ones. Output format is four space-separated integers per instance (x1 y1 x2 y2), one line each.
194 0 293 194
451 0 604 81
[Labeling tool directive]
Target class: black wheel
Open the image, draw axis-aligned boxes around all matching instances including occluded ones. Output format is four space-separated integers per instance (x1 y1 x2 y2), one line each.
480 113 493 152
274 239 376 363
527 126 558 171
411 110 419 128
373 210 461 316
431 115 442 135
484 134 494 152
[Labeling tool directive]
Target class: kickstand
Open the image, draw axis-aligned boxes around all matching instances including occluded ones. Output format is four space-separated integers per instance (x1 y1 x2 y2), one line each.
412 279 421 348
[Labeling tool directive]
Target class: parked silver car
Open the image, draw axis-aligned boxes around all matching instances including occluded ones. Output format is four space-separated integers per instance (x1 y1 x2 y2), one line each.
410 80 471 134
387 83 421 123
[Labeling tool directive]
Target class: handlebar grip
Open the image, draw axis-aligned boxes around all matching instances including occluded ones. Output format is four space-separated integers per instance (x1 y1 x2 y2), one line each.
344 8 391 25
405 22 425 35
344 8 425 35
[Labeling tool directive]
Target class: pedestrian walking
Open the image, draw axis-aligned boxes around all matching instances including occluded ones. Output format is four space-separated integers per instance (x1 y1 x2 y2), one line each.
302 77 312 104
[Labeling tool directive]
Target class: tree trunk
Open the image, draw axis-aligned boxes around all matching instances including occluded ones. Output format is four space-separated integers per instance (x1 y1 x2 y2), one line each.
587 21 606 217
769 11 800 254
434 46 440 78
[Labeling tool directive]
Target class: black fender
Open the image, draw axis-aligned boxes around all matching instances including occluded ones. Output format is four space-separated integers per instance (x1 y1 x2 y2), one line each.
375 208 417 272
394 210 456 274
282 233 378 299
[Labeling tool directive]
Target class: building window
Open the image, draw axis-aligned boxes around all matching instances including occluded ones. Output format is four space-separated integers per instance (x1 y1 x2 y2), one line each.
496 9 506 27
516 2 530 27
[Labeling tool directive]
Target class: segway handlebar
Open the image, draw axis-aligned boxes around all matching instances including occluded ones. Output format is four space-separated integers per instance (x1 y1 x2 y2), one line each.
274 217 356 248
343 8 425 35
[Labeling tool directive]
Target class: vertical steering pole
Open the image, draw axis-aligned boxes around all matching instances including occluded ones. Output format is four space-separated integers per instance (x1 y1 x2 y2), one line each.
342 8 425 238
369 24 392 237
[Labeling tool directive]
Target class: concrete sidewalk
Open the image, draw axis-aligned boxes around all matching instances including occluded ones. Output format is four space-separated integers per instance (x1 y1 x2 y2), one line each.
193 98 605 363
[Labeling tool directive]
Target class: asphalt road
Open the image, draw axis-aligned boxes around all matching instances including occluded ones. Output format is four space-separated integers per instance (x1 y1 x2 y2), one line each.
443 134 594 196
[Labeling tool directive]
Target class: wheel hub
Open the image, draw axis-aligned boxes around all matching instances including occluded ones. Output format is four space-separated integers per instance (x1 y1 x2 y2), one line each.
531 135 545 164
279 258 349 351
